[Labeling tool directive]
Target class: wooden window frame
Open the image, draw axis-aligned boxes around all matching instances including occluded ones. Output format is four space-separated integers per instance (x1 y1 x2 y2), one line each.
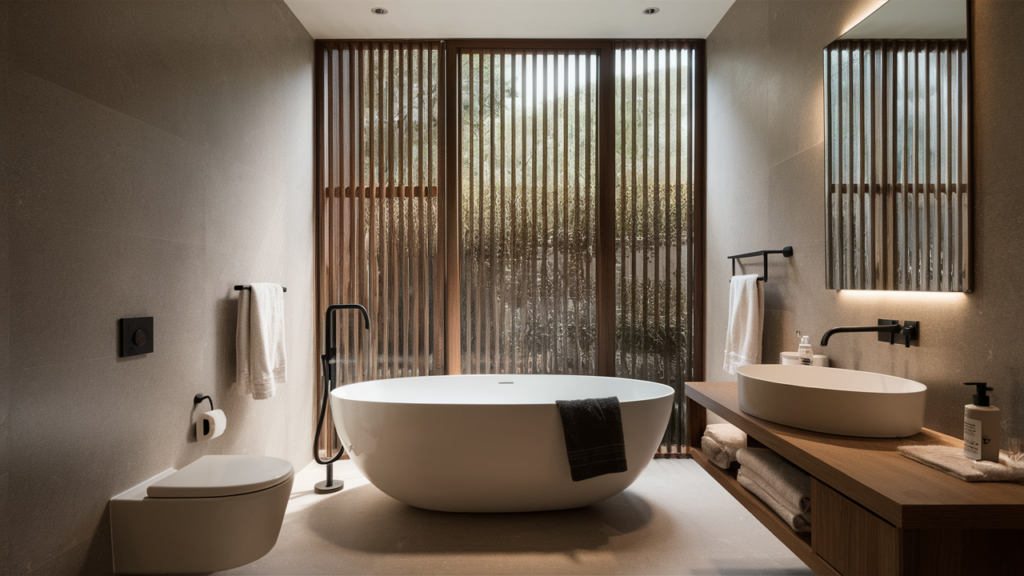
315 38 706 382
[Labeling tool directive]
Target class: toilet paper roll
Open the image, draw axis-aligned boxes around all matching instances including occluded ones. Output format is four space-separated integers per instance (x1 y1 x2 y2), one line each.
196 409 227 441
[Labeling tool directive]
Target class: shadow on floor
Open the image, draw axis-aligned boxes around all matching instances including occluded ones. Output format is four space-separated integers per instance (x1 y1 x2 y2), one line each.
305 482 663 554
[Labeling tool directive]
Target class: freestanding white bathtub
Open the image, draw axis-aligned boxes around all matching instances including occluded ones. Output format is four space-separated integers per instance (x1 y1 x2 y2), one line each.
329 374 674 513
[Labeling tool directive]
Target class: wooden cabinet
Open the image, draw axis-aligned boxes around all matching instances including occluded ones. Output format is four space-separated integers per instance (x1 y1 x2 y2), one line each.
685 382 1024 576
812 479 899 576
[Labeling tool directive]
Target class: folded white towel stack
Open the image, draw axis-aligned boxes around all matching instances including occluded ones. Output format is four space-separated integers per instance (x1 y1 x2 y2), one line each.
700 423 747 469
736 447 811 534
236 283 287 399
898 445 1024 482
723 274 763 375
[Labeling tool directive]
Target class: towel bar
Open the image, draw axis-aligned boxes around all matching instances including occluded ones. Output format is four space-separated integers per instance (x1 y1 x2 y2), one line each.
727 247 793 282
234 285 287 292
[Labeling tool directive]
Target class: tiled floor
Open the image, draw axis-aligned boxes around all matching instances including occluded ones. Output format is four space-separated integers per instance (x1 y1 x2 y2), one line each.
222 459 814 575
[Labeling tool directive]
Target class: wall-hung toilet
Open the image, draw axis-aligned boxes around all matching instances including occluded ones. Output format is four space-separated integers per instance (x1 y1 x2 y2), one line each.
110 455 294 574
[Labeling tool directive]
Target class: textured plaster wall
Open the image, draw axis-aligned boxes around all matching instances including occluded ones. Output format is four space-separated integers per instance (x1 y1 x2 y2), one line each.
0 1 314 573
705 0 1024 447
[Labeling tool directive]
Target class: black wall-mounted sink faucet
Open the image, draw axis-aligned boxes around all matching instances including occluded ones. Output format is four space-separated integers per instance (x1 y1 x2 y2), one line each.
821 319 919 347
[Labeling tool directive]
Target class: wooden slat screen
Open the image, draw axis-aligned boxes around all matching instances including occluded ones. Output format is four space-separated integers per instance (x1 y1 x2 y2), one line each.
614 41 698 456
458 49 600 375
317 39 704 457
825 40 969 291
316 41 445 458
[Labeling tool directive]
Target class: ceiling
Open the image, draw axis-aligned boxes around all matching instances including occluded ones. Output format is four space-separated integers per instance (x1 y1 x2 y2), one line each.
283 0 736 40
840 0 967 40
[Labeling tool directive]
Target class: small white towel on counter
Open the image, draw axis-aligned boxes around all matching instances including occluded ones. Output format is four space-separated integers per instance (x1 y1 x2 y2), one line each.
236 283 286 399
736 447 812 533
723 274 764 375
898 445 1024 482
701 423 747 469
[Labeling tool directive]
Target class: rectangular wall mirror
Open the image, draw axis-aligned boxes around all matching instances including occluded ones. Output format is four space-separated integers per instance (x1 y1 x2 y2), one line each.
824 0 971 291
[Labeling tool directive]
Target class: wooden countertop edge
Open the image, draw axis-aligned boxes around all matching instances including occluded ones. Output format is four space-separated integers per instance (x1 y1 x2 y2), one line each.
685 382 1024 530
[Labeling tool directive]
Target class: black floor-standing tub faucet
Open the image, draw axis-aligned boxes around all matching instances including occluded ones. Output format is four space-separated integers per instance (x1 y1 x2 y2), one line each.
314 303 370 494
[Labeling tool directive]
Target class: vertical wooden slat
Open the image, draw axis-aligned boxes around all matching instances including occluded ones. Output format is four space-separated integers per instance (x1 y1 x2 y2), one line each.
356 45 366 380
844 45 852 288
589 50 598 373
366 45 378 381
692 40 706 383
430 43 442 373
521 53 530 372
675 43 684 386
414 44 424 374
574 52 583 373
923 42 931 291
512 51 520 368
466 53 476 372
499 51 508 374
900 41 909 290
944 42 952 291
444 42 460 374
596 42 615 378
629 45 638 377
345 44 357 380
652 43 661 382
385 43 396 376
408 44 419 375
950 40 958 289
398 44 408 373
881 41 890 291
561 53 569 373
477 52 486 373
910 43 919 291
529 53 539 373
314 42 326 455
488 52 497 374
860 41 868 288
539 52 549 373
825 47 834 288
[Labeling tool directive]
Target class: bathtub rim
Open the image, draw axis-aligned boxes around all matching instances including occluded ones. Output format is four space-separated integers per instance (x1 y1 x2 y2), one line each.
330 374 675 407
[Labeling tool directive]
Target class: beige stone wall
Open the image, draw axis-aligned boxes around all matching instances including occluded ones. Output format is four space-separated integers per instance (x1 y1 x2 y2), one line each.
0 1 314 573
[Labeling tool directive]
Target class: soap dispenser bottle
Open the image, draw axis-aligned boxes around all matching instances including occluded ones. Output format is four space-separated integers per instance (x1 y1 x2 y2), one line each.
964 383 1000 462
797 335 814 366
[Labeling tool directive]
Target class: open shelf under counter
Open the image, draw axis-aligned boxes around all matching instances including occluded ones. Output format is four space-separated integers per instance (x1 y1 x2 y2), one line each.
685 381 1024 576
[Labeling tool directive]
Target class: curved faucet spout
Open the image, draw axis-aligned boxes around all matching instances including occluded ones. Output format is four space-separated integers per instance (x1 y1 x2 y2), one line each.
326 303 370 330
821 324 901 346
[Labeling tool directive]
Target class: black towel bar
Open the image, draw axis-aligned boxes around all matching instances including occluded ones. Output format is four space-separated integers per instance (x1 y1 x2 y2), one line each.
234 285 287 292
727 247 793 282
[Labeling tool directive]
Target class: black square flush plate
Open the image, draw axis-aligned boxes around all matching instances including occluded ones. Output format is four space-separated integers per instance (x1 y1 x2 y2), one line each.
121 317 154 357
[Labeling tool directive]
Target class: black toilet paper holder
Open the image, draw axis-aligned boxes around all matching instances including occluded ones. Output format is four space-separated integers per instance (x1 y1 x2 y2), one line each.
194 394 214 411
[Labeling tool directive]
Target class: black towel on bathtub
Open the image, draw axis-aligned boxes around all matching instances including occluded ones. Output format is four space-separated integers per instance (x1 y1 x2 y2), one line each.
555 396 628 482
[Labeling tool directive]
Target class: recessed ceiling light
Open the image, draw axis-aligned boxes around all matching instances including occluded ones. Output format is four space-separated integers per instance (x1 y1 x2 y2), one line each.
371 7 388 15
643 7 660 15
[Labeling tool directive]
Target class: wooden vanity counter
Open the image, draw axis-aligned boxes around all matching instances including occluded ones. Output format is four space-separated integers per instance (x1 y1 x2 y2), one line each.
685 381 1024 576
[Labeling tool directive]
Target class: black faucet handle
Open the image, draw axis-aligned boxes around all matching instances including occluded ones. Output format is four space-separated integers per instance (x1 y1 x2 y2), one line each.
901 321 919 347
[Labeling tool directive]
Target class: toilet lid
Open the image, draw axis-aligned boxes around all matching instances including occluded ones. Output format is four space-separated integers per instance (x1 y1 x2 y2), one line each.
147 455 294 498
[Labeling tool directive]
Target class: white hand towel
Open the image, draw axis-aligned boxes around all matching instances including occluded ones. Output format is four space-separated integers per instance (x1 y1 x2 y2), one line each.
723 274 764 375
736 447 812 514
701 423 747 468
236 283 286 399
737 467 812 534
898 445 1024 482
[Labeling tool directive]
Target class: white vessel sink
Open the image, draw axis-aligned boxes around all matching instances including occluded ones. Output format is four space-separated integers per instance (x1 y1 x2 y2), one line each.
737 365 926 438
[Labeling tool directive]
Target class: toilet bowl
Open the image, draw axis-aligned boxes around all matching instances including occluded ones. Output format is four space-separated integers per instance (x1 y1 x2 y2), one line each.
110 455 294 574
